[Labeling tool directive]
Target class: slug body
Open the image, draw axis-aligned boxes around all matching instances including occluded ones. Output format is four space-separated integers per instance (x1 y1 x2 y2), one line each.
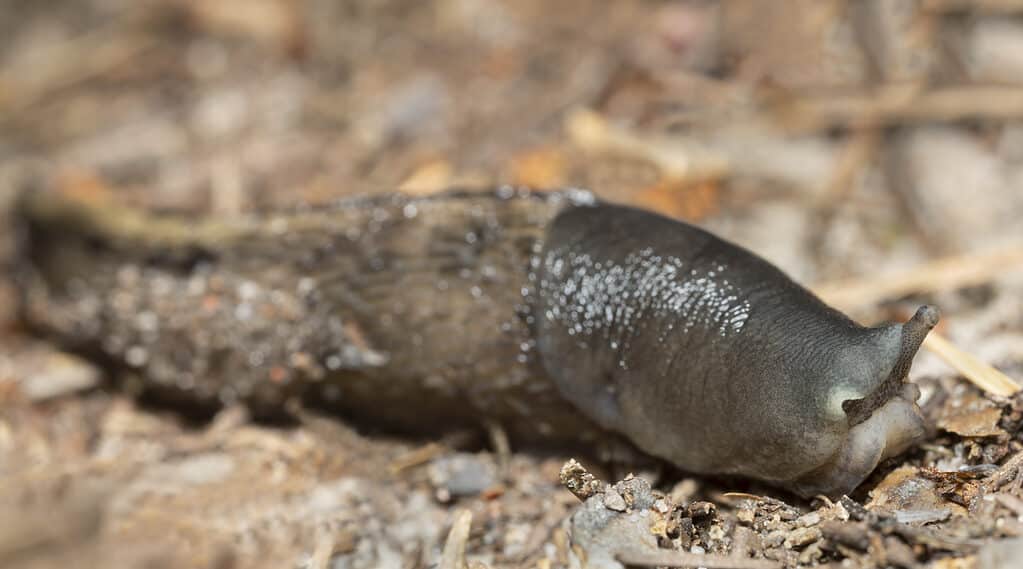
13 188 937 497
535 204 936 497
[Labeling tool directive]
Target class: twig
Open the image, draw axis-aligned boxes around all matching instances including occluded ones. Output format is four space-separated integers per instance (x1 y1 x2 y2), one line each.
820 130 881 204
388 442 445 475
617 549 780 569
771 85 1023 133
923 0 1023 13
308 530 335 569
565 108 728 181
439 510 473 569
485 420 511 477
985 453 1023 492
813 246 1023 309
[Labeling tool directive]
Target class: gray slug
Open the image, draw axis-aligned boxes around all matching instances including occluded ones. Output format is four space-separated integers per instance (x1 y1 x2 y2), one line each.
13 187 937 498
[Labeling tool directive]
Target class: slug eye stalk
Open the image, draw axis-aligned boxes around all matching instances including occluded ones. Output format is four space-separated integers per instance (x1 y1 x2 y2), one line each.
842 305 940 427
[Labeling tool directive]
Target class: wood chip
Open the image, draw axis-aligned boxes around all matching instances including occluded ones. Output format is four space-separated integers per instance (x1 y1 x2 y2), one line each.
937 399 1007 438
867 466 967 519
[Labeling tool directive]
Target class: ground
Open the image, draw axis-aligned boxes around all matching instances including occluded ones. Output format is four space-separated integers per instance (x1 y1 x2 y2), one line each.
3 1 1023 567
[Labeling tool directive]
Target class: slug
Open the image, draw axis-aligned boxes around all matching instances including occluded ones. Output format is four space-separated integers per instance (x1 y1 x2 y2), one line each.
12 187 937 498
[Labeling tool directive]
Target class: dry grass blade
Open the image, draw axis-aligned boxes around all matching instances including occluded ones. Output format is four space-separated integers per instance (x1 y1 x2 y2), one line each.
772 85 1023 133
814 246 1023 310
388 442 445 474
439 509 473 569
565 108 728 181
923 333 1020 397
923 0 1023 13
308 530 336 569
617 549 781 569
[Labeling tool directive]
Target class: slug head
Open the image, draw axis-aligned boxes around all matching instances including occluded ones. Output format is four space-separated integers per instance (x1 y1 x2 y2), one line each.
840 305 940 426
791 305 939 497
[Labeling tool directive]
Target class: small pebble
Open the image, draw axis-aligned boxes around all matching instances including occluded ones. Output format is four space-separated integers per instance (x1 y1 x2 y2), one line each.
429 453 497 497
798 542 824 565
763 530 786 548
603 489 628 512
687 501 716 519
736 503 756 525
796 512 821 527
653 498 670 514
784 526 822 549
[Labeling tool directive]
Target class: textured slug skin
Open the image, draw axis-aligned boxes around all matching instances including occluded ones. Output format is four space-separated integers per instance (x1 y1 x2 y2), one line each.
14 189 600 443
15 188 936 497
535 203 937 497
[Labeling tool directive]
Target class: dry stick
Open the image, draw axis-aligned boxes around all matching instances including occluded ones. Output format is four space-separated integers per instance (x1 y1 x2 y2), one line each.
985 452 1023 491
617 550 780 569
772 85 1023 133
439 510 473 569
388 442 445 474
822 130 881 202
813 247 1023 308
308 530 336 569
922 0 1023 13
813 247 1023 396
565 108 729 181
485 420 512 476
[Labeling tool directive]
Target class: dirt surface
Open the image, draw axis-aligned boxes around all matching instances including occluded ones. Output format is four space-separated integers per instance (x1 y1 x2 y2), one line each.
4 1 1023 567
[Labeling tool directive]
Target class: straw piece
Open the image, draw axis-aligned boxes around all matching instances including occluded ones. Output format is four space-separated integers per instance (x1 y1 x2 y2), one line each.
923 333 1021 397
813 247 1023 310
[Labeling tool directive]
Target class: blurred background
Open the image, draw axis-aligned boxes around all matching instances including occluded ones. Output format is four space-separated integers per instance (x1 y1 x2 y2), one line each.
3 0 1023 285
3 1 1023 567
